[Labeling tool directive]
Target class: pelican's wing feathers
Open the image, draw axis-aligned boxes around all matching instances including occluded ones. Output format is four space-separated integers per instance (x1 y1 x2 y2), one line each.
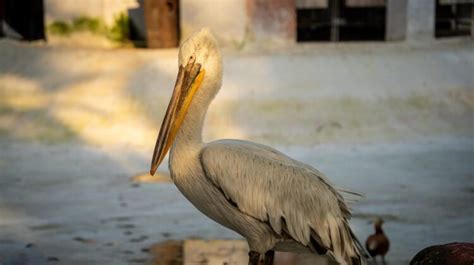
200 139 365 265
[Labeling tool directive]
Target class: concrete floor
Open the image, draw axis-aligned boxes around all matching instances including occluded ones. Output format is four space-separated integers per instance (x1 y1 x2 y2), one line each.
0 138 473 265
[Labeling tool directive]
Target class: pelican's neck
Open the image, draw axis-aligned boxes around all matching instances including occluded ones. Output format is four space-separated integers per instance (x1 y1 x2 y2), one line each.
175 101 206 147
171 80 218 157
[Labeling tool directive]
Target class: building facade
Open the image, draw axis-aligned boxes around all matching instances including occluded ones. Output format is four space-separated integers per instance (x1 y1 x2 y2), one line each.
43 0 473 47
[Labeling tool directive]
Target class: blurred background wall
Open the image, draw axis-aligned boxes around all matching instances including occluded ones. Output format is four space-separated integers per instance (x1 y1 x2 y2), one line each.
45 0 138 25
1 0 472 45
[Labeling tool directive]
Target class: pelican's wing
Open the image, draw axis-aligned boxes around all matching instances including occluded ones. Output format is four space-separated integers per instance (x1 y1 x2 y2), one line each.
200 139 366 265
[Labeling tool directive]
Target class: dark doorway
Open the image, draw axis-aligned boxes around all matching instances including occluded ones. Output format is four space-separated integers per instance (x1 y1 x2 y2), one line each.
297 0 386 42
435 0 473 38
297 7 331 41
1 0 45 41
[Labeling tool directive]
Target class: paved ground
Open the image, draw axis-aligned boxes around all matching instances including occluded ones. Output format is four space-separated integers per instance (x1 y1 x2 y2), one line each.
0 38 473 265
0 138 473 265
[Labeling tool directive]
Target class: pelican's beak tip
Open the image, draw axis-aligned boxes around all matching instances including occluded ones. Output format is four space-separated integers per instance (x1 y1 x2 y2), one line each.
149 167 157 176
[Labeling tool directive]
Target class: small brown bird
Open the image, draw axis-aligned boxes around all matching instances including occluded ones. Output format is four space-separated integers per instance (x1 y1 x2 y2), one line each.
365 217 389 264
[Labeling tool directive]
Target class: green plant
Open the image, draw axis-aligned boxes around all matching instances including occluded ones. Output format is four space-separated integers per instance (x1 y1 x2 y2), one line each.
47 14 131 45
107 12 130 43
72 16 105 33
47 21 72 36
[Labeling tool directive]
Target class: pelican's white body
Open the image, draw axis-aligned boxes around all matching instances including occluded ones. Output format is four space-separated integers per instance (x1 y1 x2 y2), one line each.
165 29 366 265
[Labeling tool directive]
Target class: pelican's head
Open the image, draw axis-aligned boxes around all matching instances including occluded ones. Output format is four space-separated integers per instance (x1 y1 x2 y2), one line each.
178 28 222 87
150 28 222 175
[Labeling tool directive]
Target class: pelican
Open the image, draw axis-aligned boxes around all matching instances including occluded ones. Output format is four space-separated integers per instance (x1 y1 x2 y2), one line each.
150 28 366 265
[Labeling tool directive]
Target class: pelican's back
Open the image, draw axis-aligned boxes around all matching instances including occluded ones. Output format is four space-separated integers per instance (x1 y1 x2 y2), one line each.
200 139 367 265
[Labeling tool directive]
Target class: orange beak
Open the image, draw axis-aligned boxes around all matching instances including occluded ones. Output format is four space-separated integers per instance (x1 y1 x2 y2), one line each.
150 57 205 175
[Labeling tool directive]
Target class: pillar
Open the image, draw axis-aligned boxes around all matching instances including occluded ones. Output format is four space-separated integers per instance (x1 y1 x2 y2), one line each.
406 0 435 41
386 0 408 41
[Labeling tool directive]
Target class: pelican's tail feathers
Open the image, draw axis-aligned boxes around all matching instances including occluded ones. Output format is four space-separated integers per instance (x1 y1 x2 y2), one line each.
326 216 368 265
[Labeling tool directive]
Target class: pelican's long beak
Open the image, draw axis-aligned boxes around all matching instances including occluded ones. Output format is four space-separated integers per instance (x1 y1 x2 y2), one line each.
150 57 205 175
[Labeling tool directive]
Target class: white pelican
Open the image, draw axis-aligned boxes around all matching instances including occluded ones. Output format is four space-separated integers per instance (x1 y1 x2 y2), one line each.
150 28 367 265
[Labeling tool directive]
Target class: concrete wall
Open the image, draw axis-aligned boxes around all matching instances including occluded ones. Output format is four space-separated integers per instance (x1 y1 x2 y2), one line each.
181 0 297 46
406 0 436 41
386 0 408 41
246 0 296 44
180 0 247 46
45 0 459 46
45 0 138 25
